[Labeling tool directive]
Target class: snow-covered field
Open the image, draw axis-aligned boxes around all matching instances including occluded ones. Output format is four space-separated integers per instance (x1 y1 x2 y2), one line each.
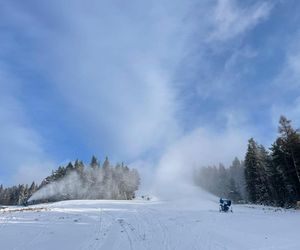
0 197 299 250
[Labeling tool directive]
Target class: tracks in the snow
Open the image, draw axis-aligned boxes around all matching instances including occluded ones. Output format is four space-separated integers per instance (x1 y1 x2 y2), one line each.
82 204 173 250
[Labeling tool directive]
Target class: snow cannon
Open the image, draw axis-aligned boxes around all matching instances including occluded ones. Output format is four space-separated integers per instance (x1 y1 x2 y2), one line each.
219 198 233 212
23 198 36 207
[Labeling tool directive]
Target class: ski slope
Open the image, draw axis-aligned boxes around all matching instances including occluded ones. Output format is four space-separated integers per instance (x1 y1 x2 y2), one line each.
0 197 299 250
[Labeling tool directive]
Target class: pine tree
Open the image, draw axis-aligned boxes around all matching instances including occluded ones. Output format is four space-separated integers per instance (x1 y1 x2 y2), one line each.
244 138 261 203
17 185 26 205
74 159 85 173
28 182 37 196
66 162 75 175
276 116 300 199
103 156 110 170
256 145 272 204
228 178 242 202
217 164 229 197
90 155 99 169
268 144 288 206
259 116 300 207
229 157 246 200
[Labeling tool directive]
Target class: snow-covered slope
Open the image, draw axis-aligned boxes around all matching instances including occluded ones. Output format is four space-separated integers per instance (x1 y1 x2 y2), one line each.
0 198 299 250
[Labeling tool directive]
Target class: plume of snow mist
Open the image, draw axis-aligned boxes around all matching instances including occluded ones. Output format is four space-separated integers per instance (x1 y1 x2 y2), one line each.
29 166 140 202
153 127 248 199
28 172 84 202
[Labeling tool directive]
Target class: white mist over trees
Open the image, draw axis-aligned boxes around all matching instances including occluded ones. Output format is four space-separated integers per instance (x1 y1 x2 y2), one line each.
153 126 248 199
29 156 140 202
0 156 140 205
194 158 246 202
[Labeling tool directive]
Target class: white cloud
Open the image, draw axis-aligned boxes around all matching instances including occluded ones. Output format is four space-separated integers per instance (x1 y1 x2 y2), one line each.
33 1 191 160
275 41 300 89
270 31 300 127
0 68 54 184
209 0 272 41
195 45 258 100
177 0 273 103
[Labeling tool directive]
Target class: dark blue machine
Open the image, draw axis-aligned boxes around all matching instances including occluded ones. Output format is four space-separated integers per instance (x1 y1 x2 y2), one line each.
219 198 233 212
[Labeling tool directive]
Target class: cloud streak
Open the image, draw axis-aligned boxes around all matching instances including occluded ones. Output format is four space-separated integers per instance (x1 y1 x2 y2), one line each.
209 0 272 41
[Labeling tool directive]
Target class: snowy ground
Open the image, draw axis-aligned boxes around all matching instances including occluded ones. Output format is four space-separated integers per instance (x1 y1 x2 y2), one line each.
0 196 299 250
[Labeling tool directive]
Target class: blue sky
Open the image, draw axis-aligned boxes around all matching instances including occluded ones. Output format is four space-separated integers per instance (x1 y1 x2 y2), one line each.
1 0 300 185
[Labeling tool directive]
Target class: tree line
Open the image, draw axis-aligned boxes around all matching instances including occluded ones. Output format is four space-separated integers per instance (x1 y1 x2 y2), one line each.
0 182 38 206
245 116 300 207
0 156 140 205
194 116 300 207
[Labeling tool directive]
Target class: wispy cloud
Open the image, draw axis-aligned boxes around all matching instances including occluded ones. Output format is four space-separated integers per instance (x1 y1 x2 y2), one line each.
274 33 300 89
0 68 54 184
32 1 191 160
209 0 272 41
270 31 300 127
